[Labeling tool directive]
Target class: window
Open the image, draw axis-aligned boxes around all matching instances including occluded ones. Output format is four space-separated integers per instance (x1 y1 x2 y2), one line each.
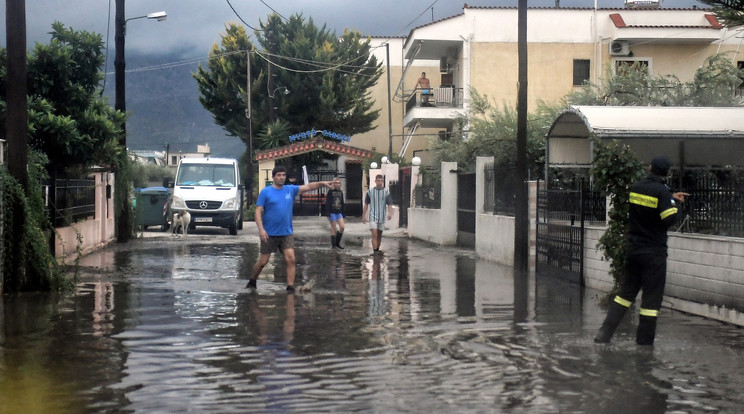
573 59 591 86
613 59 651 75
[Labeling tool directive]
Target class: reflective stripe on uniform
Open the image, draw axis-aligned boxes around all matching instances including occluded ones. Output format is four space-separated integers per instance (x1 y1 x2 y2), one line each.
614 296 632 308
660 207 677 220
640 308 659 317
629 192 658 208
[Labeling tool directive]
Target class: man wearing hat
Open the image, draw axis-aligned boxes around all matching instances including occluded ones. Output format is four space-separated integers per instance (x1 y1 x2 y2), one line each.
595 155 689 346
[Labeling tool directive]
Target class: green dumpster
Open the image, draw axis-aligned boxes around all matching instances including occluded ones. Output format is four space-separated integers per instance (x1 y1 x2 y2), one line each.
135 187 170 231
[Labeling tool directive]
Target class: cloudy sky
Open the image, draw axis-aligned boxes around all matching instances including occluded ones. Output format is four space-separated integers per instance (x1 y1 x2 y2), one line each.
3 0 705 58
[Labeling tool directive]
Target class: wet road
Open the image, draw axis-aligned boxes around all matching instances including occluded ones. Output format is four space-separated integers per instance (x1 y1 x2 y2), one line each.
2 217 744 413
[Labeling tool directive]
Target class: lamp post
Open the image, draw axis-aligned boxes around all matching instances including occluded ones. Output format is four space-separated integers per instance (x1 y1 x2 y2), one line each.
245 51 254 204
114 0 166 242
269 86 290 98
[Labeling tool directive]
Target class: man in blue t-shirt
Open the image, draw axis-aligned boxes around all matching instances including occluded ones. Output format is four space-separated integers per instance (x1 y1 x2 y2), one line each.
246 166 332 292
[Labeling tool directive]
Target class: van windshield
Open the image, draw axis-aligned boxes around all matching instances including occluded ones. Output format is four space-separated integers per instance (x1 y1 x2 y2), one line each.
176 164 235 187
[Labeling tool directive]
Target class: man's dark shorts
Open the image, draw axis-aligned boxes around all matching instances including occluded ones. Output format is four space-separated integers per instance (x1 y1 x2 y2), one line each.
260 235 295 254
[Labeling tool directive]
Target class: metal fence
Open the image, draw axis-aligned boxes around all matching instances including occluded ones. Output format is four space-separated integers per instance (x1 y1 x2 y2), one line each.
538 179 606 225
43 178 96 227
669 169 744 236
483 163 516 216
413 167 440 209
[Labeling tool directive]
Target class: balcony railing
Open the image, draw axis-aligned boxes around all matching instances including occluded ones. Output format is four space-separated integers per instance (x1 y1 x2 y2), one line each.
405 87 464 114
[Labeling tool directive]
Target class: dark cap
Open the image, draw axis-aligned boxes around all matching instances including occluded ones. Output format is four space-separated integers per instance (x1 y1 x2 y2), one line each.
650 155 671 176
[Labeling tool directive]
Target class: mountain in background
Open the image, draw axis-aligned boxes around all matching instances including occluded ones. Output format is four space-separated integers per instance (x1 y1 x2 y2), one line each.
103 51 246 158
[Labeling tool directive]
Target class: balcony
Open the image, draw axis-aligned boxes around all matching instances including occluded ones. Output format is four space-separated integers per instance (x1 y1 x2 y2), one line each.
403 87 466 129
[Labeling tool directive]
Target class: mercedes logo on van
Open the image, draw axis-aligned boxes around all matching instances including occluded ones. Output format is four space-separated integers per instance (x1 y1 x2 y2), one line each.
199 201 208 209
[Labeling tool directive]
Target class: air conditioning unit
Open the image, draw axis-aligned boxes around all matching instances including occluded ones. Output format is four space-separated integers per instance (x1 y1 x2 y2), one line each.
610 40 631 56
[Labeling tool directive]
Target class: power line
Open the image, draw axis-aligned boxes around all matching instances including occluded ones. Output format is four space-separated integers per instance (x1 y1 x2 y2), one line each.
225 0 263 32
259 0 289 22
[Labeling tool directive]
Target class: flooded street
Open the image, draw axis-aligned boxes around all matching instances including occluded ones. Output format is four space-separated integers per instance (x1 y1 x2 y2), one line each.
2 218 744 413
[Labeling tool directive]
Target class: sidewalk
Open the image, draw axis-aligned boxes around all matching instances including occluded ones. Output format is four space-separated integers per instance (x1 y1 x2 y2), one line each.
141 216 408 239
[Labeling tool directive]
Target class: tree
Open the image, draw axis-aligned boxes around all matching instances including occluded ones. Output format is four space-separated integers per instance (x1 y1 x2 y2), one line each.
567 53 743 107
17 22 125 176
699 1 744 27
194 14 383 174
428 89 558 176
0 23 127 292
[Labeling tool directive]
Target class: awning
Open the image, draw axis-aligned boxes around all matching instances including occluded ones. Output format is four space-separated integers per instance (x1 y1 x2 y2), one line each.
546 106 744 168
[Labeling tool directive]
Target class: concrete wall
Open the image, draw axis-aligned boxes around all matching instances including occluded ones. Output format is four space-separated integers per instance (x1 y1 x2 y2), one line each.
408 161 457 245
409 160 744 326
583 225 744 326
55 172 116 264
410 158 536 268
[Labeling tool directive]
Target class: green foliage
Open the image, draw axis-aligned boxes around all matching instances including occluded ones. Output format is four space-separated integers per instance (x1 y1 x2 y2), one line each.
129 162 175 189
12 22 126 175
699 1 744 27
428 89 558 175
567 54 743 107
193 15 383 171
591 139 645 292
1 152 69 293
256 119 292 150
114 153 136 239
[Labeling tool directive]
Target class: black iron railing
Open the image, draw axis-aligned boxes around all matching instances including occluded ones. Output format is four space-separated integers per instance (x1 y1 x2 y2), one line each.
43 178 96 227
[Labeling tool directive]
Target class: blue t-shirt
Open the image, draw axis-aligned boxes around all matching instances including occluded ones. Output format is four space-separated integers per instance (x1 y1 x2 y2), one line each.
256 185 300 236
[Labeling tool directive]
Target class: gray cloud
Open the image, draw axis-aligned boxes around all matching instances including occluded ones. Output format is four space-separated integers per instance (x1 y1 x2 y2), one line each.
3 0 704 58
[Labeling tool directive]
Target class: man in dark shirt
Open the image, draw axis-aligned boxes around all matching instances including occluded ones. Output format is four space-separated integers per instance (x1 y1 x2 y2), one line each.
325 177 346 249
595 155 689 345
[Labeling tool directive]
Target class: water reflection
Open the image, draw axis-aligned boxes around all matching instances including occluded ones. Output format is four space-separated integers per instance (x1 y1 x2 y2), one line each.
1 236 744 412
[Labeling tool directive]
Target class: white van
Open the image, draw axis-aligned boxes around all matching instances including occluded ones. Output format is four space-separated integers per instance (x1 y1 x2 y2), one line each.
170 157 244 235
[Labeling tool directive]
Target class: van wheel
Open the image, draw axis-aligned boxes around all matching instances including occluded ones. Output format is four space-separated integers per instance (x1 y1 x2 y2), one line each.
229 222 238 235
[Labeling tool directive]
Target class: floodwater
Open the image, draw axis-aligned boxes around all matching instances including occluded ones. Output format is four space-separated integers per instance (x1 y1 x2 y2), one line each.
2 226 744 413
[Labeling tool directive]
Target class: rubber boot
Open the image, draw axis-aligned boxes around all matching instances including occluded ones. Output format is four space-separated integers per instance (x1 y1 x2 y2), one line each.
636 314 658 346
331 235 337 248
594 301 628 343
335 232 344 249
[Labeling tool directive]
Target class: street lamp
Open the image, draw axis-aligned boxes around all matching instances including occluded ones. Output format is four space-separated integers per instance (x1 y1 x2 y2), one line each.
269 86 290 98
125 11 167 28
114 1 167 242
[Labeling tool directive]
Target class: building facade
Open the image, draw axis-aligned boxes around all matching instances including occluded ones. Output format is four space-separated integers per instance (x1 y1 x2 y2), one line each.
355 5 741 164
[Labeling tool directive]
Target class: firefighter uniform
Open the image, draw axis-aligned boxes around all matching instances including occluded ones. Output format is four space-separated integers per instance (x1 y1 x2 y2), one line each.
595 156 679 345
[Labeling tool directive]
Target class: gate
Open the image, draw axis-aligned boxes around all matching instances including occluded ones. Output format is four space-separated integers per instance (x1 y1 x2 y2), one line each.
536 179 589 285
536 179 606 285
389 167 412 227
292 169 337 216
457 172 476 247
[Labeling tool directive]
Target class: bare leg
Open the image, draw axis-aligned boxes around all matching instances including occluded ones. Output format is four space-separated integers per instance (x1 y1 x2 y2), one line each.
371 229 380 250
283 248 297 286
251 253 271 280
376 230 383 250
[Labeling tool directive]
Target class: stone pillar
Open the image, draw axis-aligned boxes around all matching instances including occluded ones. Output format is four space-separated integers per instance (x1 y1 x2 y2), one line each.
441 161 458 245
475 156 494 215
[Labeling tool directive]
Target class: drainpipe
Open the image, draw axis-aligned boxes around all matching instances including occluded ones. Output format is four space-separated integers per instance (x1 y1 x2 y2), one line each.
459 33 473 138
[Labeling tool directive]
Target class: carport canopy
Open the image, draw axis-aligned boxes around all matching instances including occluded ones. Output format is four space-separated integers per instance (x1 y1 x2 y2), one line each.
546 106 744 169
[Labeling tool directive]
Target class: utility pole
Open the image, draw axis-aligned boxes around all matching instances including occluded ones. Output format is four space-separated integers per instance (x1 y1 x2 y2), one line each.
6 0 29 190
514 0 529 272
114 0 132 242
386 43 394 161
267 22 276 123
5 0 30 289
245 50 254 204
